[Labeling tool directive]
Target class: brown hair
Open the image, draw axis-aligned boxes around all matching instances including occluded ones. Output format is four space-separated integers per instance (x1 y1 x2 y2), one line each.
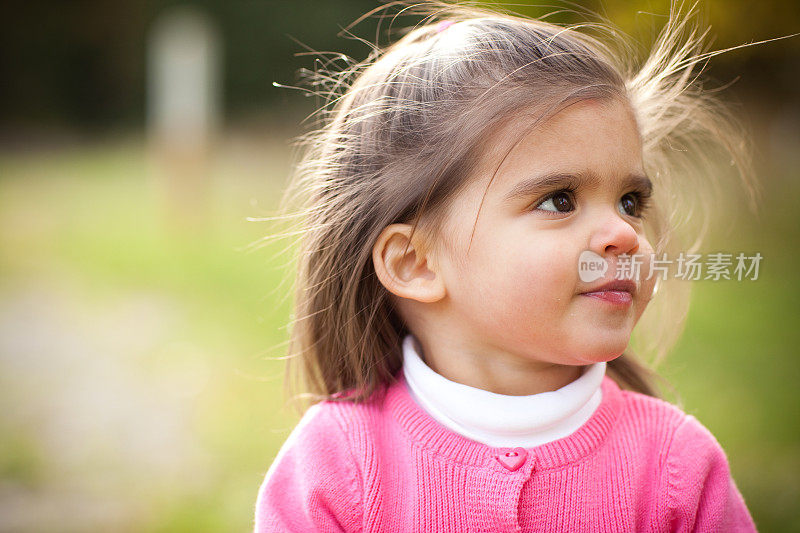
258 0 768 411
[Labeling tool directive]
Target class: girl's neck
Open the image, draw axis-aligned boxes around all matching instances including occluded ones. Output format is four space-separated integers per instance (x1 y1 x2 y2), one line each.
409 334 586 396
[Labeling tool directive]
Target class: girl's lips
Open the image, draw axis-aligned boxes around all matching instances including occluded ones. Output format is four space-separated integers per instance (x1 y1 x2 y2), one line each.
581 290 632 305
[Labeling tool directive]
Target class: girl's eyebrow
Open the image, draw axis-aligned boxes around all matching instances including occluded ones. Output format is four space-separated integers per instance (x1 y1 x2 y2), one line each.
502 170 653 202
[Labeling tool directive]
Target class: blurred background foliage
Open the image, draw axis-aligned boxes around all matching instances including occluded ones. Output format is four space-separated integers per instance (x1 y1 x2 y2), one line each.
0 0 798 531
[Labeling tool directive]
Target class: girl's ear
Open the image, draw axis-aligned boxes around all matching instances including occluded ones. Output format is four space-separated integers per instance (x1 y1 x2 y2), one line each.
372 223 446 303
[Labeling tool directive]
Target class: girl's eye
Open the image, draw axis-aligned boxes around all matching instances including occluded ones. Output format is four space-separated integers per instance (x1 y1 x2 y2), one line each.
535 190 574 214
532 188 651 217
618 191 651 218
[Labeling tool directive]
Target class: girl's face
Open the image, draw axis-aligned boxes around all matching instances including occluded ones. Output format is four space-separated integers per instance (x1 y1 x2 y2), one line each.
432 97 657 367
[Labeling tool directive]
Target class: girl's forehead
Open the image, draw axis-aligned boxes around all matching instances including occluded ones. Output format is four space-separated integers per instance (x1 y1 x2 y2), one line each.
492 98 634 153
472 98 643 192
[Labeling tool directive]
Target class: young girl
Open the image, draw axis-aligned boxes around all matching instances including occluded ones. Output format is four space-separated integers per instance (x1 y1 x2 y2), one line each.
255 1 768 530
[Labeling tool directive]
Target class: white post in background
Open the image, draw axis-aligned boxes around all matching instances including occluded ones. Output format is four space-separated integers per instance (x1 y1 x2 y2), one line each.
147 6 221 232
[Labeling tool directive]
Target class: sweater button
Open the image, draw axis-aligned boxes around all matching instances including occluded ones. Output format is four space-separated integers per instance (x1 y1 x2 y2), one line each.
495 447 528 471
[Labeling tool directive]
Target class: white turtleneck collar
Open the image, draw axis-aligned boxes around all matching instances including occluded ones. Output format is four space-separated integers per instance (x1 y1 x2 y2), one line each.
401 334 606 448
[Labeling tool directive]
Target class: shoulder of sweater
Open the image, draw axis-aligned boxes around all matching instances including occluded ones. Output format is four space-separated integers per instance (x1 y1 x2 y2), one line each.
310 386 392 439
270 399 369 489
661 410 740 526
617 386 690 423
613 386 698 451
257 401 365 531
665 411 730 465
272 400 354 457
612 389 745 529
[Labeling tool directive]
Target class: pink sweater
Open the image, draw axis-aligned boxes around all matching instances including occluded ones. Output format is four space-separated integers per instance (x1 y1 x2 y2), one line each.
255 372 756 532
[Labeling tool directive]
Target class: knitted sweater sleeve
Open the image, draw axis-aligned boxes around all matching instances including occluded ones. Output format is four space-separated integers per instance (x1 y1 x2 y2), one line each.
254 403 362 532
665 414 756 532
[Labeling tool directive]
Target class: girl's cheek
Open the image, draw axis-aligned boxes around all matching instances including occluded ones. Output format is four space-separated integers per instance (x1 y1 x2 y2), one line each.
636 242 658 301
505 247 571 300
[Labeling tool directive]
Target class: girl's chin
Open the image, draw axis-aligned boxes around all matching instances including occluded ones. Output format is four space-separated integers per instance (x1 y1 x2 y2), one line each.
575 342 630 364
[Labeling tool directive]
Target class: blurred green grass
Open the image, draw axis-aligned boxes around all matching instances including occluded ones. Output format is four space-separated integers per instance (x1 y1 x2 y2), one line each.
0 133 798 531
0 137 302 531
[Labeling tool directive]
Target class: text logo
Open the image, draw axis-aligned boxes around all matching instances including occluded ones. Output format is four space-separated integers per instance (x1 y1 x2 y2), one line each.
578 250 608 282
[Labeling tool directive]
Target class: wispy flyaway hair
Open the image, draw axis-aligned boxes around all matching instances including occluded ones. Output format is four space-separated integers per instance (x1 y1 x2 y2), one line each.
258 0 780 411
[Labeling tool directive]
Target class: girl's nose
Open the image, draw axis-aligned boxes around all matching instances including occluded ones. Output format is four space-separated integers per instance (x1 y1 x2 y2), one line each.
587 209 640 258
